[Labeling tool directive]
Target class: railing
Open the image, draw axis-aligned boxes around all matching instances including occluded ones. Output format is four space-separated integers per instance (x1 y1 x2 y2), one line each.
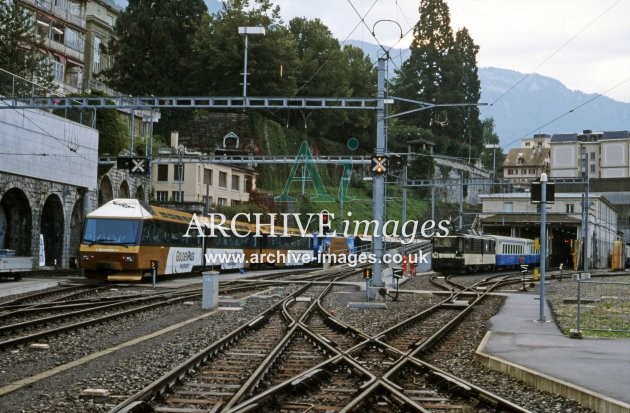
574 279 630 334
0 67 95 127
20 0 86 29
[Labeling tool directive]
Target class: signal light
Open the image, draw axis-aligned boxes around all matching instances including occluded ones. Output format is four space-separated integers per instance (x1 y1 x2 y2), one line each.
321 210 331 235
371 155 388 175
150 260 159 271
363 268 373 280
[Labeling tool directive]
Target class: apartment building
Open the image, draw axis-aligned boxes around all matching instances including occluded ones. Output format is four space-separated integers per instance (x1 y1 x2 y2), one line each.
16 0 87 93
13 0 120 94
502 134 551 189
83 0 120 93
151 156 256 207
550 130 630 178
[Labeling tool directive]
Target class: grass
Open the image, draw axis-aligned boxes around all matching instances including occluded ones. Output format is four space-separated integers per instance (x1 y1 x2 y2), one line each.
549 278 630 338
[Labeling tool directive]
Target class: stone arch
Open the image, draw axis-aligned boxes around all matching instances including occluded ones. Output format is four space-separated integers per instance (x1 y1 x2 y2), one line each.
120 180 130 198
0 188 33 256
0 204 6 249
40 194 64 266
99 175 113 205
135 185 145 202
68 199 83 263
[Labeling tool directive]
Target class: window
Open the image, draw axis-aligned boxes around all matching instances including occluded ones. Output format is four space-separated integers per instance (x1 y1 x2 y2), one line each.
174 165 184 182
203 169 212 185
157 165 168 181
203 196 213 207
590 164 595 173
219 172 227 188
503 202 513 213
156 191 168 202
232 175 240 190
82 218 141 245
590 152 595 161
93 36 101 73
51 59 64 82
217 197 227 206
173 191 184 202
566 204 574 213
64 28 84 52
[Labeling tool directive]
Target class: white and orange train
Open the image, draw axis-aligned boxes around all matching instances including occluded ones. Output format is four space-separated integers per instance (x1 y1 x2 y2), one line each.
79 199 363 281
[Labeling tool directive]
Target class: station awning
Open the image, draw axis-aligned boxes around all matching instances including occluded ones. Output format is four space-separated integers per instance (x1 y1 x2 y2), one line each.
480 213 581 225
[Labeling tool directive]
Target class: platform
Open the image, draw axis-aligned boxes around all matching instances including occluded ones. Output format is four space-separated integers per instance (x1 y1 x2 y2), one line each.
0 278 60 298
476 293 630 413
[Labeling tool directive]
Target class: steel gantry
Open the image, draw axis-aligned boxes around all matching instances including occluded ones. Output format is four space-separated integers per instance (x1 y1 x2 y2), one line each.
1 64 486 288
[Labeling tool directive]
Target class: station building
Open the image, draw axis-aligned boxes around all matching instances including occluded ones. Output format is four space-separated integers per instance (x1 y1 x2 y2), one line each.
478 192 618 270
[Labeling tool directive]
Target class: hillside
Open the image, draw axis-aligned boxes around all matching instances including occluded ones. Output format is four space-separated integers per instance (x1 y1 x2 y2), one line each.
478 67 630 148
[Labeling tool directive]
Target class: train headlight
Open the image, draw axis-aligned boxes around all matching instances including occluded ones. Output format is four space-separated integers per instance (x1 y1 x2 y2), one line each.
122 255 135 262
81 255 91 261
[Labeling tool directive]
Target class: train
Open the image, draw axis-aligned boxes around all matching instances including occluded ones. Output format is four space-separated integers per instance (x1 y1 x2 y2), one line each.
431 233 540 273
79 199 378 281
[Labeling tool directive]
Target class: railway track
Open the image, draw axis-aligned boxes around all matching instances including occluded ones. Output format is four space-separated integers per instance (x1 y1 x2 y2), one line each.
0 289 201 349
111 273 533 413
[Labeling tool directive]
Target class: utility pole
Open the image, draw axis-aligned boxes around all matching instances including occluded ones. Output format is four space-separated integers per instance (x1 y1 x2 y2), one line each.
400 161 407 260
581 148 590 271
371 57 386 287
538 173 548 322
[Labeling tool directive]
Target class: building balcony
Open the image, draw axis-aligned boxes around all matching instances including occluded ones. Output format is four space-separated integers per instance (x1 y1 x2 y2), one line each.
43 38 84 64
20 0 86 29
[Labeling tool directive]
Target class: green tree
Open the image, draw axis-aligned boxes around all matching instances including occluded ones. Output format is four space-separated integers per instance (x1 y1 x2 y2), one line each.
0 2 53 95
97 108 129 156
333 44 376 147
451 28 483 162
392 0 483 161
101 0 208 137
480 117 505 175
190 0 297 97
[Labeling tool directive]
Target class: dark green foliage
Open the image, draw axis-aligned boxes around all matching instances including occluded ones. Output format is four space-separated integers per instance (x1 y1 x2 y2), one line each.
479 118 505 175
97 108 128 156
0 2 54 95
101 0 207 95
392 0 483 162
100 0 207 137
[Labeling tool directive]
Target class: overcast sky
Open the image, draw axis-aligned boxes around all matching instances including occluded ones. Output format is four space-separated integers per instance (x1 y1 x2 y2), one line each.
272 0 630 103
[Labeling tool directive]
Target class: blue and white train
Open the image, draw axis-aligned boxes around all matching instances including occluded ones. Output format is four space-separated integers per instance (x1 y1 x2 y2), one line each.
432 233 540 273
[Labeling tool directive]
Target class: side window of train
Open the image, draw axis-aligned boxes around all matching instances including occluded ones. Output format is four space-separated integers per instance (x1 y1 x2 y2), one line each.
141 220 159 245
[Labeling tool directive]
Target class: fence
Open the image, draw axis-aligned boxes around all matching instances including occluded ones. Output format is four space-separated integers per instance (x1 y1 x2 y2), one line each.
575 280 630 334
1 67 96 128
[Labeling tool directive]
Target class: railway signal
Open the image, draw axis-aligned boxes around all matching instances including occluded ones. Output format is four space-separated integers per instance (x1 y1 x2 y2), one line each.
363 268 373 280
321 210 331 234
150 260 158 288
371 155 387 175
117 157 149 175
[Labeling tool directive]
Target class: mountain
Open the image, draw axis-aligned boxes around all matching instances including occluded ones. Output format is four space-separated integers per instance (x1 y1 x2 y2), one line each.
478 67 630 148
345 41 630 149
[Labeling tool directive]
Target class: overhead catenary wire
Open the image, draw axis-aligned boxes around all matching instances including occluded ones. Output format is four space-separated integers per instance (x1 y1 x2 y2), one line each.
501 74 630 149
482 0 622 113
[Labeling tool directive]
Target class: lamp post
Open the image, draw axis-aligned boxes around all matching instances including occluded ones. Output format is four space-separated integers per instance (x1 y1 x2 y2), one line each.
238 26 266 98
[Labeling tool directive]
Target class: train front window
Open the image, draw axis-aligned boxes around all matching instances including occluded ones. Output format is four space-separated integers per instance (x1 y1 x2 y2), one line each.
82 218 141 245
433 237 458 252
